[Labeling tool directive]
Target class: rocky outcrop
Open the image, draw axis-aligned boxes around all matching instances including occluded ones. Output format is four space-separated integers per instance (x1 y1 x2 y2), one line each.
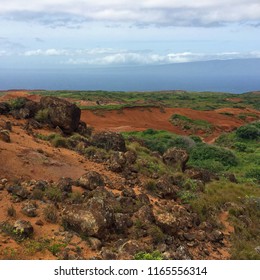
92 131 126 152
40 96 81 133
163 148 189 171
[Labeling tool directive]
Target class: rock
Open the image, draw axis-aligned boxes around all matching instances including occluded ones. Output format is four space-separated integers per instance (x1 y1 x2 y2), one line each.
13 220 34 238
255 246 260 254
34 180 49 191
88 237 102 250
163 148 189 171
108 152 126 172
77 171 105 191
119 240 141 255
92 131 126 152
114 213 132 233
62 197 114 239
185 168 217 183
101 248 117 260
40 96 81 134
183 233 195 241
133 205 155 225
124 150 137 164
57 177 73 193
208 230 224 242
175 245 192 260
0 129 10 143
155 175 179 199
35 220 44 226
5 121 12 131
155 212 179 235
11 108 31 119
24 100 40 117
196 230 207 241
0 102 10 115
226 173 238 183
22 202 37 217
7 185 30 199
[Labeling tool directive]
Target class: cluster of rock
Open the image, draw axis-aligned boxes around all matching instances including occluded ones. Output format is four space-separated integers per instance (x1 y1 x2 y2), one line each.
0 172 227 260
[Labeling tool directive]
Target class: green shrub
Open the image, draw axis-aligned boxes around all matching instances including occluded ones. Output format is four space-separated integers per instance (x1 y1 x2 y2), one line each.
134 251 163 260
236 124 260 140
144 180 157 192
7 205 16 217
45 186 62 202
50 135 69 148
8 98 27 110
189 143 238 170
35 109 49 122
245 168 260 182
234 142 247 152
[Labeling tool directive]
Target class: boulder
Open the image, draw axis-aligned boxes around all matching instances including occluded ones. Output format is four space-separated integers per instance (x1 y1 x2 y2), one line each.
92 131 126 152
11 108 30 119
62 197 114 239
13 220 34 238
40 96 81 133
163 148 189 171
0 129 10 143
77 171 105 191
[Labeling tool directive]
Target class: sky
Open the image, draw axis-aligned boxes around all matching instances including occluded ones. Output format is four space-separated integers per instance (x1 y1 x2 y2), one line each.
0 0 260 69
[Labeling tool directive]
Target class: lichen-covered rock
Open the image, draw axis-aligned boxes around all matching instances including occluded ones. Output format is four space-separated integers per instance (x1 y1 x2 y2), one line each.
40 96 81 133
13 220 34 238
163 148 189 171
108 152 126 172
62 197 114 239
155 212 179 235
22 202 37 217
155 175 179 199
92 131 126 152
77 171 105 190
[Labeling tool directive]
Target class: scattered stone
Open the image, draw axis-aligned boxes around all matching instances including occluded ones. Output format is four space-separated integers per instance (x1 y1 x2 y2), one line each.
114 213 132 233
4 121 12 131
183 232 195 241
155 175 179 199
13 220 34 238
77 171 105 191
124 150 137 164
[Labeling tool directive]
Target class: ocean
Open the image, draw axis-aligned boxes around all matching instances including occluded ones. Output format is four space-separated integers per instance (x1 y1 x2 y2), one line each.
1 59 260 93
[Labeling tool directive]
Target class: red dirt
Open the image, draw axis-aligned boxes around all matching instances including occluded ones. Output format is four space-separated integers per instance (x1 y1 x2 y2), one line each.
81 106 260 142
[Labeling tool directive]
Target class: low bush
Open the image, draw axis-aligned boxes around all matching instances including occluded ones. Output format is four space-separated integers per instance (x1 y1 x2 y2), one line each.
236 124 260 140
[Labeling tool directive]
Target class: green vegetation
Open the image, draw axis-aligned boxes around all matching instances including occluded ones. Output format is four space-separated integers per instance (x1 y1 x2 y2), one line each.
30 90 260 110
134 251 163 260
8 97 27 110
35 108 49 122
169 114 213 134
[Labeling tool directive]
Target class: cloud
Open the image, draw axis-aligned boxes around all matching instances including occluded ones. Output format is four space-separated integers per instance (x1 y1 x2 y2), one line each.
23 48 71 56
0 0 260 27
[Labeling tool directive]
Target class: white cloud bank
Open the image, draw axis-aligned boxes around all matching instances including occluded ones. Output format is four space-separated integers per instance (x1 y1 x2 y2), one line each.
18 48 260 65
1 0 260 26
